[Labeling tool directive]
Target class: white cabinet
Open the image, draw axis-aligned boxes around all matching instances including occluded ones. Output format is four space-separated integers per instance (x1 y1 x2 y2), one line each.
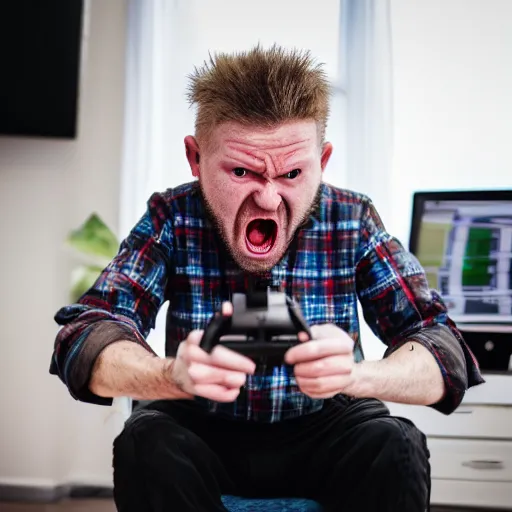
386 373 512 510
428 439 512 482
390 403 512 438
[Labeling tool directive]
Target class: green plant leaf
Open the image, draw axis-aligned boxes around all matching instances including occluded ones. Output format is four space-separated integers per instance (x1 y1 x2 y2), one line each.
70 264 106 303
67 213 119 260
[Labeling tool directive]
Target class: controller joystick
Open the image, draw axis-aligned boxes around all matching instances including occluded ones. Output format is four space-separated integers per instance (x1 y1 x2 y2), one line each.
200 283 311 366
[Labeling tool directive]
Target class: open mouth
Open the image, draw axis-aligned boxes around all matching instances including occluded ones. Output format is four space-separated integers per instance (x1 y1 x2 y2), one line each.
245 219 277 254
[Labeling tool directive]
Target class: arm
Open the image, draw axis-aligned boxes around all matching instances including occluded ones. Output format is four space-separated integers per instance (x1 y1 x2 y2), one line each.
49 192 175 404
88 341 189 400
349 340 445 406
90 317 256 403
354 198 484 414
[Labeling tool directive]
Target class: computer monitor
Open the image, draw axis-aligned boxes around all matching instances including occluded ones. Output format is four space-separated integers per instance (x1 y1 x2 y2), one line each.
409 190 512 326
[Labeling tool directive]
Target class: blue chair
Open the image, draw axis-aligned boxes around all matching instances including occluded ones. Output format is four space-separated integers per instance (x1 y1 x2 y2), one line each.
221 495 323 511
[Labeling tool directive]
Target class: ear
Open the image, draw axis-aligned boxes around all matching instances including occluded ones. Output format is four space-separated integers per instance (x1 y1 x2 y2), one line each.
184 135 201 177
320 142 333 172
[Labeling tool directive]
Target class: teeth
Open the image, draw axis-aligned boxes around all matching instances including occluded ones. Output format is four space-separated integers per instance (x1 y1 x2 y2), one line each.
246 238 272 254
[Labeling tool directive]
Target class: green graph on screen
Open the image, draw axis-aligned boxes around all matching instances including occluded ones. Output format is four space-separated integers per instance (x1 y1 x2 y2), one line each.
463 228 494 287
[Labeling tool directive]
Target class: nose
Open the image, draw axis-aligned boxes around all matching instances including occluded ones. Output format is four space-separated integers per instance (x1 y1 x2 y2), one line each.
252 181 282 212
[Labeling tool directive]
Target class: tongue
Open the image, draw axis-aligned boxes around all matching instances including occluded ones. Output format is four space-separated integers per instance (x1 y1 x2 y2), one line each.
247 221 268 246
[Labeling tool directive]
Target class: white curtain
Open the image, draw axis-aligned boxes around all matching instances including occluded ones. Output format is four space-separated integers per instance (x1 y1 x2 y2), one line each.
342 0 394 362
120 0 394 232
344 0 394 227
117 0 394 392
119 0 193 241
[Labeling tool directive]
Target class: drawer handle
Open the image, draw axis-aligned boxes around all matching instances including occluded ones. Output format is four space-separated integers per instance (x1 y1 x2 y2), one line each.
453 409 473 414
462 460 505 470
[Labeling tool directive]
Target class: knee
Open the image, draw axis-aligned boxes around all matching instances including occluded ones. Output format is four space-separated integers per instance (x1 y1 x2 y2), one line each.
364 417 429 469
357 416 431 497
113 409 186 467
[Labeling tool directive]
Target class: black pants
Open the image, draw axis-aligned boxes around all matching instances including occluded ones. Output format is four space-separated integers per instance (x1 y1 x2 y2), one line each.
112 396 430 512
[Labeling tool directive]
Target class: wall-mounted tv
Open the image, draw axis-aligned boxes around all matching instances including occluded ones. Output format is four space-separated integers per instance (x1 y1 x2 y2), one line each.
0 0 84 139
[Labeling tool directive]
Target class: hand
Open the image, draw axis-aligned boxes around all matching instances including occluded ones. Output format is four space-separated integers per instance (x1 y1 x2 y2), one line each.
284 324 355 399
170 302 256 402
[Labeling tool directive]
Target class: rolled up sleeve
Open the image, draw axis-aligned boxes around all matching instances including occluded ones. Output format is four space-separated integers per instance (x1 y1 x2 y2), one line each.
49 192 172 405
355 198 485 415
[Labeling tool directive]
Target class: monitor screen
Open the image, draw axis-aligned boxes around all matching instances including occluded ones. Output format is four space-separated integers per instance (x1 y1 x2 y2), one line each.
410 191 512 324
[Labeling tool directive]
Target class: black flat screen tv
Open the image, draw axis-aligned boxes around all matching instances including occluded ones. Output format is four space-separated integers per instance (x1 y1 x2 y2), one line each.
0 0 84 139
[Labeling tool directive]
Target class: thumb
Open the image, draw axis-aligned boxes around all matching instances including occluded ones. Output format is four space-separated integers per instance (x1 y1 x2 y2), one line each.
186 329 204 346
297 331 311 343
221 301 233 316
310 323 344 339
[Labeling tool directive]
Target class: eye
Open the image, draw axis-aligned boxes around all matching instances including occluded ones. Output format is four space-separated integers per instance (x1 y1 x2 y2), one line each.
232 167 247 177
285 169 301 179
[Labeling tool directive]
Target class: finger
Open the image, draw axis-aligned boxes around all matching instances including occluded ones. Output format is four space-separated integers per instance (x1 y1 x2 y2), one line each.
194 384 241 403
293 355 353 378
210 345 256 374
297 331 310 343
285 338 353 365
180 342 211 365
297 374 354 398
184 343 256 374
188 362 247 388
184 329 205 346
221 301 233 316
310 324 347 339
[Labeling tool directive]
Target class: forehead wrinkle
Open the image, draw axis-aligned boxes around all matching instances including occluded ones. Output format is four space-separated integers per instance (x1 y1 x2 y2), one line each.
225 140 312 168
283 144 310 160
222 135 315 175
263 153 278 177
224 137 310 151
224 144 265 170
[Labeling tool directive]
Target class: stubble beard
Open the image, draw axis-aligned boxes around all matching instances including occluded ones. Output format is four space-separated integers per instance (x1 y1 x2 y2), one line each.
198 182 322 274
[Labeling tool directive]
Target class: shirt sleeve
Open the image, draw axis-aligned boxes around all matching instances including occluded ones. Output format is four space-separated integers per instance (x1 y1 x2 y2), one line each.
49 192 173 405
355 197 485 415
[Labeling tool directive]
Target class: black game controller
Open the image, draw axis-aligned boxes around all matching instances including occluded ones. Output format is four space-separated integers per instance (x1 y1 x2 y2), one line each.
200 283 312 366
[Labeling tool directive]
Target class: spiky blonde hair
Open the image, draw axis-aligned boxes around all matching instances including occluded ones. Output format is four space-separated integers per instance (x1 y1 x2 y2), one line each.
187 44 331 145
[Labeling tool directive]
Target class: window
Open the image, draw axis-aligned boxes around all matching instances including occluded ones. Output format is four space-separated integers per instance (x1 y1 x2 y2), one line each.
132 0 349 354
190 0 346 186
188 0 347 188
122 1 393 360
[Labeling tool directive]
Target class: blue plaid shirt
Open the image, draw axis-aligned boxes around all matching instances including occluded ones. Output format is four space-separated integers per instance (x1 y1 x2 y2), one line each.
50 181 483 421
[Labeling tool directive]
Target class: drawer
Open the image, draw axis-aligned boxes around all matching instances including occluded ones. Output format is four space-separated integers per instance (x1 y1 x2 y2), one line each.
431 479 512 509
385 402 512 439
428 438 512 482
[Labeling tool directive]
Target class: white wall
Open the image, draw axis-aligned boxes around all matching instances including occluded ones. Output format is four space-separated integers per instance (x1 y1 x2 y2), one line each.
1 0 511 490
360 0 512 360
0 0 127 488
389 0 512 244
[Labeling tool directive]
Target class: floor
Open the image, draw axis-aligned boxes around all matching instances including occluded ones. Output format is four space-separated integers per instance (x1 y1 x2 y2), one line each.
0 502 113 512
0 500 496 512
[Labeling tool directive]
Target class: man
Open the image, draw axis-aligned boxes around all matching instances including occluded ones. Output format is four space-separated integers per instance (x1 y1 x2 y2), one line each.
50 45 483 512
